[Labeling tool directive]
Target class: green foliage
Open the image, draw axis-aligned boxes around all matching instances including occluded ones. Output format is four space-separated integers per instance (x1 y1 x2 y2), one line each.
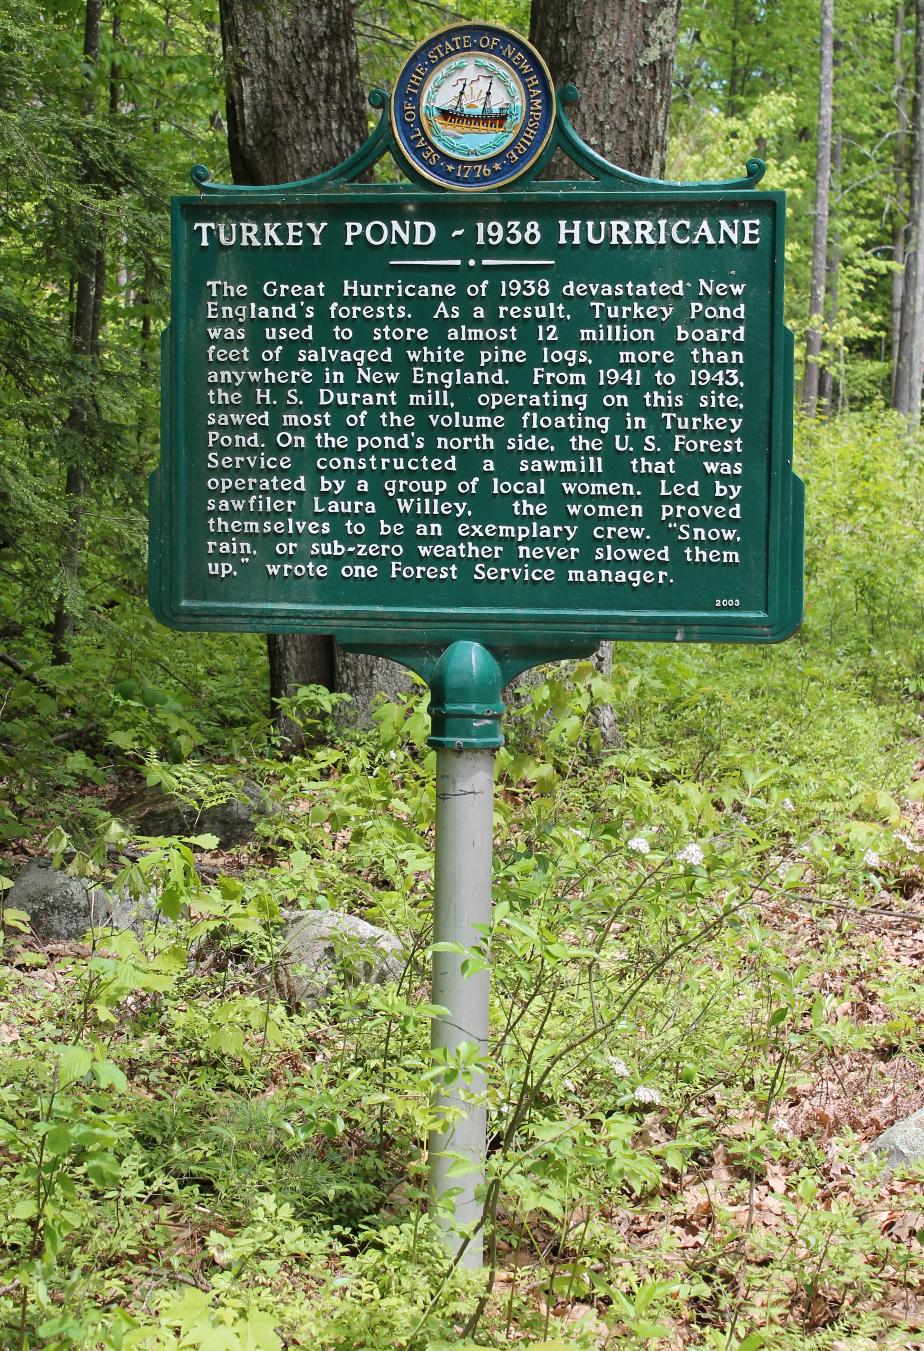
2 414 923 1345
0 0 228 683
674 0 907 403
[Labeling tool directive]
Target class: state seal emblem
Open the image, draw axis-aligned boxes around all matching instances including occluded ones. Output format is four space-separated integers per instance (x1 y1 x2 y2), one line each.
392 24 555 190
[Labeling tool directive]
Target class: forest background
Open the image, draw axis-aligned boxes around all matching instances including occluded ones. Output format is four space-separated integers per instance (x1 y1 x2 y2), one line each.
1 1 924 1348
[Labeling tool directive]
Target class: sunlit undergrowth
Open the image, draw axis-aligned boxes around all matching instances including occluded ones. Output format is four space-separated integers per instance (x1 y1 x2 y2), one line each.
1 413 923 1346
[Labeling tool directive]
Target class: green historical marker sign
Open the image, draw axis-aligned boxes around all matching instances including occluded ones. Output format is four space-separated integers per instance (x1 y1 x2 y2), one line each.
148 22 805 1270
150 40 802 676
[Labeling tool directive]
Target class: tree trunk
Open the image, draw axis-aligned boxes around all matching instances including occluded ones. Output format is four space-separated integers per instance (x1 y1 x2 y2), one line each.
894 0 924 418
528 0 680 744
217 0 408 741
51 0 105 664
334 649 416 727
819 133 842 416
727 0 743 118
892 0 909 389
267 631 334 707
218 0 367 187
529 0 681 178
802 0 835 418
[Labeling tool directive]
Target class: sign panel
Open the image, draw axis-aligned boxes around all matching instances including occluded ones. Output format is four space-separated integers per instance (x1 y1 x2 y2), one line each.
151 187 801 649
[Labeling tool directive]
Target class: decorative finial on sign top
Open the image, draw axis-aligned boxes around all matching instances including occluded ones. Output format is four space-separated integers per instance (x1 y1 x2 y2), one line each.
190 164 212 190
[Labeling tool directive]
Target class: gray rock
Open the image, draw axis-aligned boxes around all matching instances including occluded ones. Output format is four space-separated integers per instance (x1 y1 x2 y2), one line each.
6 858 159 943
278 909 404 1007
116 780 266 848
868 1108 924 1172
7 859 94 941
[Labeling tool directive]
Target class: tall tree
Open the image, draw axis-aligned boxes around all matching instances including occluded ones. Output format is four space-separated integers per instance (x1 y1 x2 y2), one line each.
891 0 910 388
50 0 105 663
802 0 835 418
894 0 924 417
527 0 682 741
819 130 843 415
217 0 408 737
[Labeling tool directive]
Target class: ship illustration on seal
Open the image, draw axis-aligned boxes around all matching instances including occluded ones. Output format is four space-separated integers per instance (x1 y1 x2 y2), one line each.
434 75 512 136
422 55 524 159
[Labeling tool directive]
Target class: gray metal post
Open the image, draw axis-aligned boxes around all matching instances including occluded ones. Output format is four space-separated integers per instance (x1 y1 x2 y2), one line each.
423 640 506 1270
429 747 495 1268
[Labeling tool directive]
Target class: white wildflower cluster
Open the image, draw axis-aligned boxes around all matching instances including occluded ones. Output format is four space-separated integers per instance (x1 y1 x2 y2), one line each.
896 830 924 854
772 1115 792 1137
606 1055 630 1078
632 1085 662 1106
776 860 791 881
676 842 705 866
782 798 796 813
862 848 881 870
627 836 650 855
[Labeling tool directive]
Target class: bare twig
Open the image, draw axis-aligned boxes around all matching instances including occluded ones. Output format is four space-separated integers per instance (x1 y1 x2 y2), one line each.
0 652 58 698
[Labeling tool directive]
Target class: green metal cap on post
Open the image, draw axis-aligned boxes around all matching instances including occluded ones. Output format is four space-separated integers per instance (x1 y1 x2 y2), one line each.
427 641 505 751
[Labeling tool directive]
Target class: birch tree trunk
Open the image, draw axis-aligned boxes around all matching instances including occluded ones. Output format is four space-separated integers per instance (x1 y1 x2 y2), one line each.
819 133 842 417
894 0 924 418
802 0 835 418
892 0 909 389
217 0 409 740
